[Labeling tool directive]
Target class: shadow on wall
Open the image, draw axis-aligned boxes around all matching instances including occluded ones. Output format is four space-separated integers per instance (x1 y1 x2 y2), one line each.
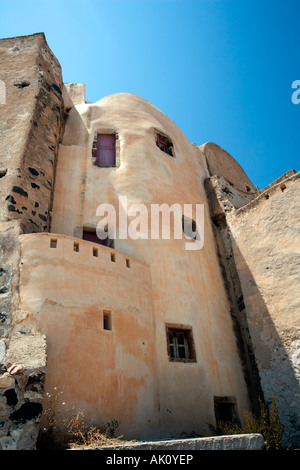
231 241 300 448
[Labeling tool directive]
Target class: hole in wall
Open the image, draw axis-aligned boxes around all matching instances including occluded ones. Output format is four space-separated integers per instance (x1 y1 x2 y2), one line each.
103 311 112 330
10 402 42 423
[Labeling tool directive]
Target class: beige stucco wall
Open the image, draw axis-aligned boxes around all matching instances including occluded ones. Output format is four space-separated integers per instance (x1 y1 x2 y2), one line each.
18 92 252 439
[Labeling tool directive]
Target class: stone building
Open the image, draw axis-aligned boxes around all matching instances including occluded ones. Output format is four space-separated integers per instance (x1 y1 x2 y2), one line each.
0 33 299 449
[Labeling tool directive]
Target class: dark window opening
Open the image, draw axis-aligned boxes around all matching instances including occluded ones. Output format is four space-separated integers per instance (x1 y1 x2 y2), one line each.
92 133 116 167
214 397 240 426
103 311 112 330
166 325 196 362
83 230 114 248
182 216 199 241
155 131 174 157
73 242 79 252
126 258 130 268
111 252 116 262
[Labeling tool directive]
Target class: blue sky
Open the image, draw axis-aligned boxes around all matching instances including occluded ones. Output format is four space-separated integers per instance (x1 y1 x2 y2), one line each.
1 0 299 189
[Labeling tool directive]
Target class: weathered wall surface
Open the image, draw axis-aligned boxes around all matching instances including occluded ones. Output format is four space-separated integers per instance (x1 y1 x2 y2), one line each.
206 169 300 447
47 92 253 439
0 33 65 450
0 33 64 234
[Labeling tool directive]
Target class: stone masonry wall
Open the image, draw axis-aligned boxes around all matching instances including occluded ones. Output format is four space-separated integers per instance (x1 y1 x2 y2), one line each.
206 170 300 447
0 34 65 449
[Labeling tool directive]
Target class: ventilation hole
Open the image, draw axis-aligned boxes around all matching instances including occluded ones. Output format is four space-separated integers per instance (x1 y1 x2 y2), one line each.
126 258 130 268
10 402 42 423
111 253 115 262
73 242 79 252
50 238 57 248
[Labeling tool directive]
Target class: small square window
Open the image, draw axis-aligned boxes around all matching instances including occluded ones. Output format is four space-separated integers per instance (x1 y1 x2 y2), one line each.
182 216 200 242
214 396 240 426
50 238 57 248
166 324 196 362
93 134 116 167
103 311 112 330
155 131 174 157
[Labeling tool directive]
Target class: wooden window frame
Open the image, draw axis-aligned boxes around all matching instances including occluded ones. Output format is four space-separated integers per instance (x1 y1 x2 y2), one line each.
166 323 196 363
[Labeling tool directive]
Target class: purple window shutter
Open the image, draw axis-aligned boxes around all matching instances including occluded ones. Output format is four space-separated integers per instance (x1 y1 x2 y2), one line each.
96 134 116 166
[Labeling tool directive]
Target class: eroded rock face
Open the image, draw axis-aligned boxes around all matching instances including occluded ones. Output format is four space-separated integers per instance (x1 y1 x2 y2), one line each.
206 170 300 447
0 332 46 450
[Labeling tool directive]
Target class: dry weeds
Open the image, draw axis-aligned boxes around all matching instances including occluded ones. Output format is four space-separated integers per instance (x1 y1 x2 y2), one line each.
67 411 135 449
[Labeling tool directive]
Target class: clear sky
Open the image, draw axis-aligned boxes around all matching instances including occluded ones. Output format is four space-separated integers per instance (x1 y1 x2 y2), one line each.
0 0 299 189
